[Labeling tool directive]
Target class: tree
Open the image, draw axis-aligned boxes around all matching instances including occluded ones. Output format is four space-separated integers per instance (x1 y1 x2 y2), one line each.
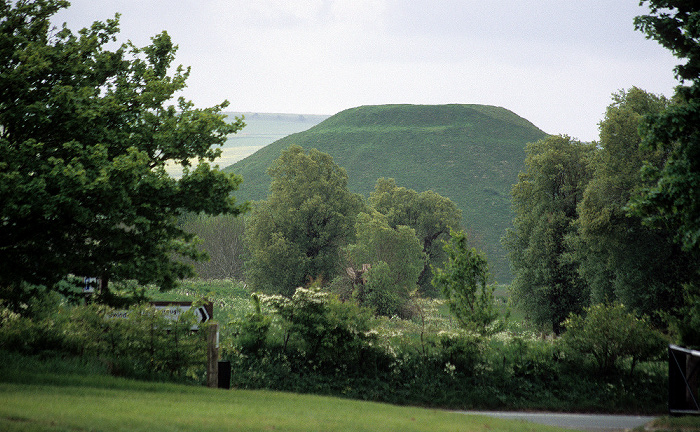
179 213 246 280
345 211 426 317
573 87 694 318
431 229 497 335
631 2 700 251
369 178 462 296
503 135 593 334
0 0 245 309
244 145 363 296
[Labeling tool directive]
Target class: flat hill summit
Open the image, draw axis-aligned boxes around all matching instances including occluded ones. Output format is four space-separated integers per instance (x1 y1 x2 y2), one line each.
224 104 549 282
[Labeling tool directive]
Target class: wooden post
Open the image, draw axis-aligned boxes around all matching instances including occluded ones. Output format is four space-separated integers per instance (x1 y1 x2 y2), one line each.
207 322 219 388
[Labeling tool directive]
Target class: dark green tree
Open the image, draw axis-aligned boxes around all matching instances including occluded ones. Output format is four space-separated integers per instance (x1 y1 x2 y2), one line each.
431 229 497 335
369 178 462 296
574 87 693 318
631 1 700 251
503 135 593 334
631 1 700 345
0 0 245 309
244 145 363 296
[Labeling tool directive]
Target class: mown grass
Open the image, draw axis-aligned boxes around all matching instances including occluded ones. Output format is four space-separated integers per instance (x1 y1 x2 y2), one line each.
0 356 572 432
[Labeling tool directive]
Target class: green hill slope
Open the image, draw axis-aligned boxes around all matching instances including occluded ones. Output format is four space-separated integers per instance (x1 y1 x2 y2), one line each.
224 104 549 282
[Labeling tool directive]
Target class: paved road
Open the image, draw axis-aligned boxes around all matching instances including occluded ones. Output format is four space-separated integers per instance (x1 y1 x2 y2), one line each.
458 411 657 431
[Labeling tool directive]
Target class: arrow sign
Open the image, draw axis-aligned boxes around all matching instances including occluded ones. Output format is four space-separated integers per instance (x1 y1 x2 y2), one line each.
194 306 210 323
150 301 213 329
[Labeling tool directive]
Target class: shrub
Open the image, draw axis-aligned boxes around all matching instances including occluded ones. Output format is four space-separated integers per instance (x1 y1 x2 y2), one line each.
0 300 209 383
438 331 483 376
231 293 271 355
261 287 384 374
560 303 666 375
362 261 408 318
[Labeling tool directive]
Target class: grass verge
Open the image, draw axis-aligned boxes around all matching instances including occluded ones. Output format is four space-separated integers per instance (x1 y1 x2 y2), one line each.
0 380 574 432
0 353 572 432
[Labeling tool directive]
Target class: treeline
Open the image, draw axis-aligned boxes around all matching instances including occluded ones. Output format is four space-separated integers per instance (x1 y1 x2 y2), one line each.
504 88 700 338
183 145 465 319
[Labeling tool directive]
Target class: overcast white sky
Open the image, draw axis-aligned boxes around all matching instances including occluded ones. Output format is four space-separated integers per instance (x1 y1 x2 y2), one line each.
53 1 679 142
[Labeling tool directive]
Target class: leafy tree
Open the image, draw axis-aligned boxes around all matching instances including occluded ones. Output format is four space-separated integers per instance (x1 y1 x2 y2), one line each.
503 135 593 334
0 0 245 310
431 229 497 334
631 2 700 251
244 145 363 296
346 211 426 317
573 87 694 318
369 178 462 296
631 2 700 344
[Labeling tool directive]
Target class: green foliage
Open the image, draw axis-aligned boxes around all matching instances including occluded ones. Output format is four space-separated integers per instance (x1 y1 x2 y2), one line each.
431 230 497 335
259 287 380 373
631 2 700 251
231 293 271 355
504 135 594 334
244 145 363 296
362 262 409 318
560 303 666 375
667 283 700 348
346 211 426 317
227 104 550 282
573 88 694 318
0 300 208 382
0 0 246 307
370 178 462 296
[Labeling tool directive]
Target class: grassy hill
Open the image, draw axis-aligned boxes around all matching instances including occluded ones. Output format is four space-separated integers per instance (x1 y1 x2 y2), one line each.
224 104 549 282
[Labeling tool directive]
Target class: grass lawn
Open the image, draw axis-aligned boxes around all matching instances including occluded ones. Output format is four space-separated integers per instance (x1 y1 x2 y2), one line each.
0 374 575 432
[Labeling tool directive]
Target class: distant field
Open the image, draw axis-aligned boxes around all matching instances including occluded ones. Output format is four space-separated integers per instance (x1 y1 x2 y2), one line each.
166 112 329 177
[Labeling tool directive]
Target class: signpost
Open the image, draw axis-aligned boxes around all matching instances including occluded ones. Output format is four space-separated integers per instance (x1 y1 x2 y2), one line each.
83 277 100 293
103 300 220 388
149 301 213 329
149 301 219 388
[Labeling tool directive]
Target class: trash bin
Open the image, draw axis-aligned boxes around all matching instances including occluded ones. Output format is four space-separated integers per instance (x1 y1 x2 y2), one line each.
218 360 231 389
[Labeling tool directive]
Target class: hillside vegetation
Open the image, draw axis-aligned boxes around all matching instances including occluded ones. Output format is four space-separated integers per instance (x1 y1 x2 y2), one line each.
224 104 549 282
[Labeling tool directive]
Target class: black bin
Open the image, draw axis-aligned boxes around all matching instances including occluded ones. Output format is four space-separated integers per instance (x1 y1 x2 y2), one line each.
218 360 231 389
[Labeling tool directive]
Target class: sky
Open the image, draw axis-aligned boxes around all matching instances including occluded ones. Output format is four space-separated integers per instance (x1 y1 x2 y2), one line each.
52 0 680 143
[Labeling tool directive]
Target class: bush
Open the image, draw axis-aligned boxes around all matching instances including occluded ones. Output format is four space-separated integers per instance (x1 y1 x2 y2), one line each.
260 287 385 374
438 331 483 376
560 303 666 375
231 293 271 355
362 261 410 318
0 301 209 383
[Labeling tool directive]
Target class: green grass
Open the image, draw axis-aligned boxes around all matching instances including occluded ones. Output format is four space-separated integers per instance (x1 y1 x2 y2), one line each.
0 369 573 432
644 416 700 431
